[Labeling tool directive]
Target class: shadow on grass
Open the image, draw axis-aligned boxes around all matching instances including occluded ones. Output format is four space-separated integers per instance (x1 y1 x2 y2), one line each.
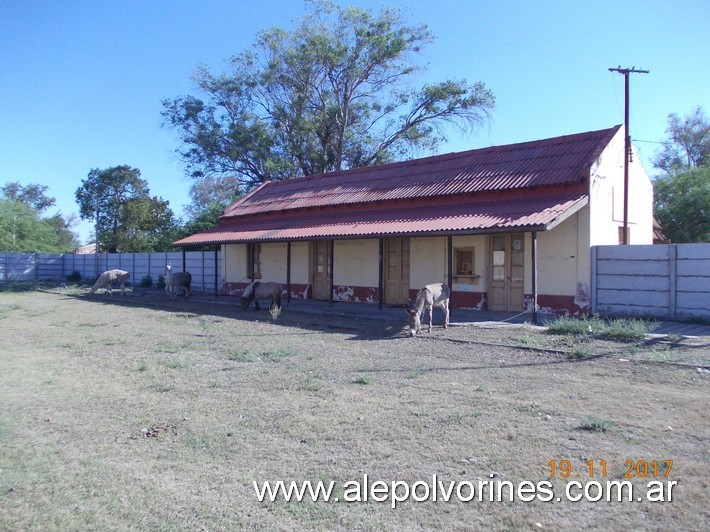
51 287 408 342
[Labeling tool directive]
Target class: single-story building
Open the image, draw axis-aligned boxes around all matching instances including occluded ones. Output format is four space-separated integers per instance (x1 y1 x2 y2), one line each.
74 243 97 254
175 124 653 315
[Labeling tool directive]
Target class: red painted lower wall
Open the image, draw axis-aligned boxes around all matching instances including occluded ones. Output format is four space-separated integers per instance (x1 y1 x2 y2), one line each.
333 285 380 304
221 282 586 315
533 294 589 316
222 282 248 296
222 282 310 299
449 291 487 310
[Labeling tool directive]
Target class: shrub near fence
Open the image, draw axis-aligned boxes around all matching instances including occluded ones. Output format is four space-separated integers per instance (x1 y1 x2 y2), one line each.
0 251 222 293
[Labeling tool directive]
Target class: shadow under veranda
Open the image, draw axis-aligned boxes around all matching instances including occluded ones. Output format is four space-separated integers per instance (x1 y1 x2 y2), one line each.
53 287 409 342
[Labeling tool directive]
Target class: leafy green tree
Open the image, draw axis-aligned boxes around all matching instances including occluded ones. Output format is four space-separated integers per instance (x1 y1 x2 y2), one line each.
181 201 228 235
653 106 710 173
185 175 243 219
0 201 57 252
113 195 180 252
0 182 79 252
171 201 229 251
652 107 710 243
174 175 242 242
75 165 179 252
653 166 709 243
44 212 80 251
1 182 56 212
162 0 494 191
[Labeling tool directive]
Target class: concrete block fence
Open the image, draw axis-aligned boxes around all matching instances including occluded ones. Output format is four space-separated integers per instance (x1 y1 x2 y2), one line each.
0 251 221 293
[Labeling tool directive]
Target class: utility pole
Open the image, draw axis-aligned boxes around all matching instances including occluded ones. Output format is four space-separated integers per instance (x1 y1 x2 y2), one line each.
608 66 649 244
94 194 100 278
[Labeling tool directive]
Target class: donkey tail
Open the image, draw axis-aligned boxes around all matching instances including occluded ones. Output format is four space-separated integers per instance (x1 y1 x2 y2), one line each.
269 286 283 319
273 285 282 309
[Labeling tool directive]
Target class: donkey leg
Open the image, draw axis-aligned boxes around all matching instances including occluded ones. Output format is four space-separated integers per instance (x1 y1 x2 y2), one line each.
428 305 433 333
443 301 449 329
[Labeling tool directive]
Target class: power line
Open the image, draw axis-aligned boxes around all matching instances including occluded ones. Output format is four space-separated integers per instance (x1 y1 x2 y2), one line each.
633 139 665 145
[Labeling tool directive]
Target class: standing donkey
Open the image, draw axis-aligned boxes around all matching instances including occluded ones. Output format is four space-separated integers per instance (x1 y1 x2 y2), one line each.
165 263 192 299
405 283 451 337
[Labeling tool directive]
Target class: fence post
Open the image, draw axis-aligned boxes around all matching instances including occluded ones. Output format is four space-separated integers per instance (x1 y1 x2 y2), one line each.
214 246 219 297
590 246 598 316
669 244 677 320
202 251 205 292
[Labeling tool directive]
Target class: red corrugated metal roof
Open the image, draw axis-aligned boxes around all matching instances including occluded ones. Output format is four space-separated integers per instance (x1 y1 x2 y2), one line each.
175 191 588 245
176 126 620 246
221 125 621 218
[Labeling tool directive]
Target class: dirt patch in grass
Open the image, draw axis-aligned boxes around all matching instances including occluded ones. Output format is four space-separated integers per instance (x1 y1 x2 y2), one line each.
1 289 708 530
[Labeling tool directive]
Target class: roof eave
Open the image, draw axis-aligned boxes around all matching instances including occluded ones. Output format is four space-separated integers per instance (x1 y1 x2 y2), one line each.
172 222 564 247
542 195 589 231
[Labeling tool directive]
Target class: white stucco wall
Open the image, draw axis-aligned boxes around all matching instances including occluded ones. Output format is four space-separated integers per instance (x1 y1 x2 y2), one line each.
223 243 246 283
410 236 447 289
260 242 288 281
223 242 311 285
290 242 310 285
537 213 583 297
333 239 380 286
589 127 654 246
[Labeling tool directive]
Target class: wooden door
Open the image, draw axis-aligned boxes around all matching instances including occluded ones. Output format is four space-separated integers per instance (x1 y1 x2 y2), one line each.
488 234 525 311
311 241 331 300
384 237 410 305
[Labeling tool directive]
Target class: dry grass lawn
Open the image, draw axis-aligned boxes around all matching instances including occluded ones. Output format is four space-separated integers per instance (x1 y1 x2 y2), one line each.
0 287 708 530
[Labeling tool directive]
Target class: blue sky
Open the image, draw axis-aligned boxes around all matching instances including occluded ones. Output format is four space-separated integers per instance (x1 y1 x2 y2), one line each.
1 0 708 244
